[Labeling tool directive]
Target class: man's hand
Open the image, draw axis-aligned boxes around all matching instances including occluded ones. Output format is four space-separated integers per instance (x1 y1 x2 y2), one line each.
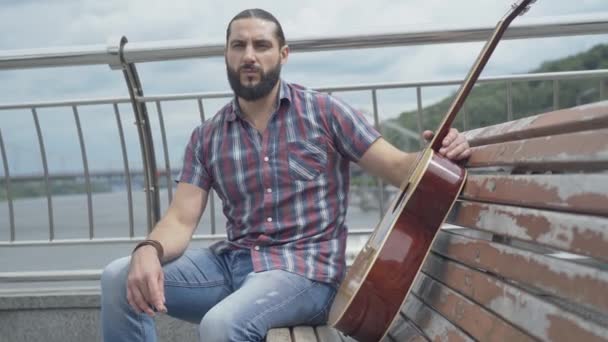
126 246 167 316
423 128 471 161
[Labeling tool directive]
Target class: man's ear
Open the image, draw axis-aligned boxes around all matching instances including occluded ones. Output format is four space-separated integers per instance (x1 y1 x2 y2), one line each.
280 45 290 65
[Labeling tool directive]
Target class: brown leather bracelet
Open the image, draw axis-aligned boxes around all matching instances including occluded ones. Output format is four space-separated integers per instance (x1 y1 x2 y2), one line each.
132 239 164 261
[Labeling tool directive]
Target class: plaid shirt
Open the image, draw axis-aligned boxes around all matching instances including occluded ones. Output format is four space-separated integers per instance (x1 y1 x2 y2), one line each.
178 80 380 284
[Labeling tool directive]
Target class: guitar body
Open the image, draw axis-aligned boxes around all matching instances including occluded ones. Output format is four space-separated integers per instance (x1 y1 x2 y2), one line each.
328 148 466 341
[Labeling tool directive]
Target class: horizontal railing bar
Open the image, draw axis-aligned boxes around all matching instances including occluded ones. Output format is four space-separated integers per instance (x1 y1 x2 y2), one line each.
0 169 180 183
138 91 232 102
1 14 607 70
0 234 223 247
0 229 374 247
0 270 102 282
2 69 607 110
132 69 608 100
0 97 131 110
314 69 608 92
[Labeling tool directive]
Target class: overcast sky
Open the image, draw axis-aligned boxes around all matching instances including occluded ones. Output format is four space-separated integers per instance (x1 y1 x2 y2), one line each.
0 0 607 174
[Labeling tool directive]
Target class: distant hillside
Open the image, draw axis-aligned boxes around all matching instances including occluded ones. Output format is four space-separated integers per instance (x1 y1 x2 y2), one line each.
383 44 608 150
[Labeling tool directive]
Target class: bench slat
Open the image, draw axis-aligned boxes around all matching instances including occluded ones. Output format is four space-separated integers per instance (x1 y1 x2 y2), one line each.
431 230 608 316
385 313 429 342
413 272 534 341
464 128 608 171
422 253 608 342
448 200 608 262
460 174 608 217
292 326 318 342
402 293 473 342
314 326 345 342
267 328 292 342
464 101 608 147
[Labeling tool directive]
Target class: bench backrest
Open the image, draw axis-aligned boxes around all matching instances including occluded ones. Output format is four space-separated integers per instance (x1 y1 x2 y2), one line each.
384 101 608 342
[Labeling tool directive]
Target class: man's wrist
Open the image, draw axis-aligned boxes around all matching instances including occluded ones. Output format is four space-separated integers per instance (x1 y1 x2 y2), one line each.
132 239 164 262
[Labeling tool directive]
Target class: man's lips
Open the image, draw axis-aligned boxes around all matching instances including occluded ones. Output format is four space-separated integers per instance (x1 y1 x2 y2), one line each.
240 66 260 75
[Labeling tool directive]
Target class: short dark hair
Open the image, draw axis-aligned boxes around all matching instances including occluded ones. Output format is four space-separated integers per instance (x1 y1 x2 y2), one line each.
226 8 286 47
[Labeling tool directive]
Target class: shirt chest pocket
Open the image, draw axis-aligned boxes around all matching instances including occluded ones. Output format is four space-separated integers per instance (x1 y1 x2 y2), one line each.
287 137 328 181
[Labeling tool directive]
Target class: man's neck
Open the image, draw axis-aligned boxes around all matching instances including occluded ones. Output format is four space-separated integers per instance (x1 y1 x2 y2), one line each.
237 82 281 132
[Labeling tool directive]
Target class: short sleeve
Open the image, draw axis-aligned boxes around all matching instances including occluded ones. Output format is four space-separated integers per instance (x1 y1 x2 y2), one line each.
329 96 381 162
176 125 212 191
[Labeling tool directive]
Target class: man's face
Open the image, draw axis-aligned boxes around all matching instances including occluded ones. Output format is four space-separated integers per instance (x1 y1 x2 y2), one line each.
225 18 288 101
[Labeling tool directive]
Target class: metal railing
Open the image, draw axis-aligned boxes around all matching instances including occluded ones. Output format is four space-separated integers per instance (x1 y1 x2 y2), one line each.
2 13 608 69
1 69 607 246
0 14 607 282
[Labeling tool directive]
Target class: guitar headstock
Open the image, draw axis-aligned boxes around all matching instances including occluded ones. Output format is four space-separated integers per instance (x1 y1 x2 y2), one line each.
512 0 537 16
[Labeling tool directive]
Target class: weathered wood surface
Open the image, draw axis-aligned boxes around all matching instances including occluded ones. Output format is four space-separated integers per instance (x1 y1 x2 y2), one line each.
460 174 608 216
448 201 608 263
422 253 608 342
413 272 534 342
465 128 608 171
464 100 608 147
431 230 608 317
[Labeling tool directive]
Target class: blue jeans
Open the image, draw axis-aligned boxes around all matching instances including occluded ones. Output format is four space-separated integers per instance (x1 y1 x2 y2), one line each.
101 248 337 341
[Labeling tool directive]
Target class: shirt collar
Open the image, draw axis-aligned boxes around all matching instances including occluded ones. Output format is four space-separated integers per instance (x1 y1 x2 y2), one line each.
227 79 291 122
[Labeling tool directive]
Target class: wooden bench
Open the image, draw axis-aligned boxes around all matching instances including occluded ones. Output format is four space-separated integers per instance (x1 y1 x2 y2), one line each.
267 101 608 341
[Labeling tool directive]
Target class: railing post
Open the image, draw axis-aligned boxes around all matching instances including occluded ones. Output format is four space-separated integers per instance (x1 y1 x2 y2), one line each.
31 108 54 240
0 129 15 241
506 81 514 121
155 101 173 203
108 36 160 232
553 79 560 110
113 103 135 237
197 98 217 235
371 89 385 216
416 87 424 148
72 105 94 238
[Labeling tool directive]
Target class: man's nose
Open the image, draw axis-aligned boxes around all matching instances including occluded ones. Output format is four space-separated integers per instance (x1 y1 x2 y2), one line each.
243 44 255 62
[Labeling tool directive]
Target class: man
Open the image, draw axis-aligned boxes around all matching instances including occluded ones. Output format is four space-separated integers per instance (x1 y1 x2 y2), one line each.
101 8 471 342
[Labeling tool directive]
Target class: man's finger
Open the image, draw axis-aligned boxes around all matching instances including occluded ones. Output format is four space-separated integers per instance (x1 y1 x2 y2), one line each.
443 135 466 154
132 282 155 316
422 130 434 141
447 142 470 160
147 273 167 313
443 130 459 146
158 271 166 306
126 285 139 313
127 282 146 314
458 147 472 160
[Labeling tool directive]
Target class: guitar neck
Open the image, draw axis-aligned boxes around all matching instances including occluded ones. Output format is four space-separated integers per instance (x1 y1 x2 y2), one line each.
429 0 534 152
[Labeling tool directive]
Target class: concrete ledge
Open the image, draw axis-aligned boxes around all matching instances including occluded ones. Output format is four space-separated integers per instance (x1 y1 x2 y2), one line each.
0 288 198 342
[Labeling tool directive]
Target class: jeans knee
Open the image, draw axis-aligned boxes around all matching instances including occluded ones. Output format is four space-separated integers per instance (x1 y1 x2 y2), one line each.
101 257 130 302
199 307 261 342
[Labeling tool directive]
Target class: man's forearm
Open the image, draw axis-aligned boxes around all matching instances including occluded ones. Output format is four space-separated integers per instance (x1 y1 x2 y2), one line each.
387 152 418 188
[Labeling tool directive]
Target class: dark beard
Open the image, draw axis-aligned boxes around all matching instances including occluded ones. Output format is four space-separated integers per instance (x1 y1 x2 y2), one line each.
226 61 281 102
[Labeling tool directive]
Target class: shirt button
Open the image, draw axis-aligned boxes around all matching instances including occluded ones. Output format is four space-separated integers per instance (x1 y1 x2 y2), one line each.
267 217 273 222
264 156 269 162
266 188 272 193
254 245 260 251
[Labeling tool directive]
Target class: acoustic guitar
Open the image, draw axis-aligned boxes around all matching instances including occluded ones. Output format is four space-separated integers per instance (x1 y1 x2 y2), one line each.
328 1 536 341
